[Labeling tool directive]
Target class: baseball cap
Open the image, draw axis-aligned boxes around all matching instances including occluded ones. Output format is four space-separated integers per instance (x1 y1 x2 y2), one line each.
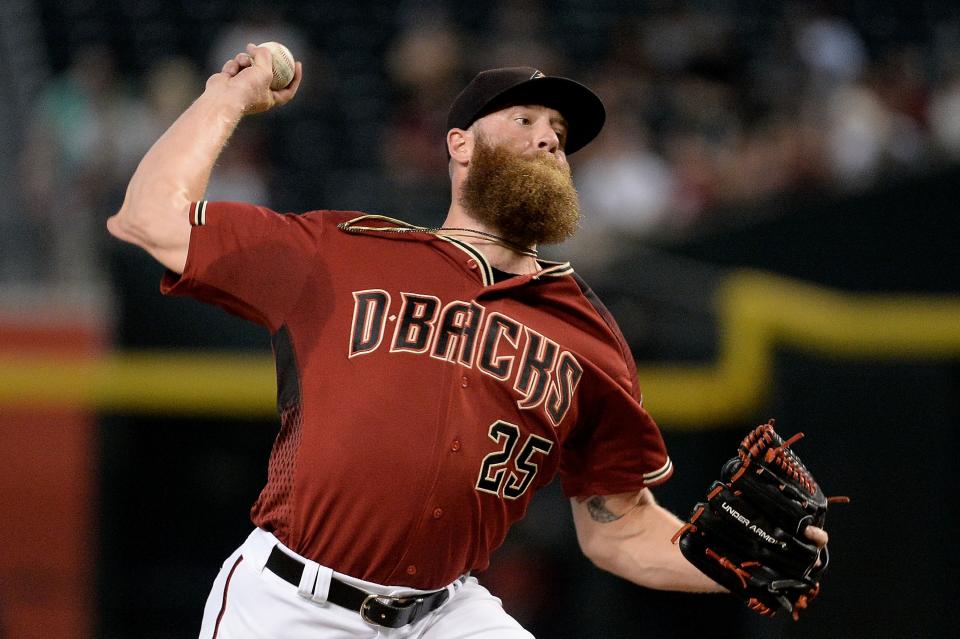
446 67 606 154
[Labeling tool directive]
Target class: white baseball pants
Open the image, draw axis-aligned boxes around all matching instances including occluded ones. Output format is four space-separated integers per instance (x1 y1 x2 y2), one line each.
198 528 534 638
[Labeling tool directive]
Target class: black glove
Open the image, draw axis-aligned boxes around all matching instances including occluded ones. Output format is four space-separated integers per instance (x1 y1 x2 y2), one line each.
672 421 848 619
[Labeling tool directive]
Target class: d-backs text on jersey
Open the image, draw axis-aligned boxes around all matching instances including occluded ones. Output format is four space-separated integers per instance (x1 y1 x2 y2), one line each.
348 289 583 428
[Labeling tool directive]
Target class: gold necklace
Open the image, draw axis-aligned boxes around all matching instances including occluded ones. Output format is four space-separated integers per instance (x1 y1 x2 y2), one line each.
434 227 538 258
338 216 538 258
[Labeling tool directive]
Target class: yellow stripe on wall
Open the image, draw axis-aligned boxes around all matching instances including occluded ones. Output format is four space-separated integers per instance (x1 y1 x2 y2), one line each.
0 352 278 417
2 270 959 425
637 270 960 426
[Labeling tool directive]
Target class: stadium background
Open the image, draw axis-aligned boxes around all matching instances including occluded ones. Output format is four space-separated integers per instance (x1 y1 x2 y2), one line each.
1 1 958 637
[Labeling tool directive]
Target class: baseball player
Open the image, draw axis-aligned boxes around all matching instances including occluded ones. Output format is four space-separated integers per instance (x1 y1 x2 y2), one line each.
108 45 827 638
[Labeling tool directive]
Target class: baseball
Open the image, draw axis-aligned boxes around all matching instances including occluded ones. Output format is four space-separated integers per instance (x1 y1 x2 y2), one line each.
258 41 295 90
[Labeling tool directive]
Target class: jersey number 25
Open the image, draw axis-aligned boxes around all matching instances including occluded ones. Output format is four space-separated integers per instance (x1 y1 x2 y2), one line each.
475 420 553 500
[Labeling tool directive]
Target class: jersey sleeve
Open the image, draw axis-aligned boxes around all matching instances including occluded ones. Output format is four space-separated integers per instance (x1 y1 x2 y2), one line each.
557 278 673 498
558 382 673 498
160 201 325 332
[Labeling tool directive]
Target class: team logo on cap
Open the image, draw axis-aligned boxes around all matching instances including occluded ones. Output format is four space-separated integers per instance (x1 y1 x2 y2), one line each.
530 70 545 79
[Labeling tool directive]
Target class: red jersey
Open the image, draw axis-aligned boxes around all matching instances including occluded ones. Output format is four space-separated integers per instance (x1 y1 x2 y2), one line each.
161 201 672 589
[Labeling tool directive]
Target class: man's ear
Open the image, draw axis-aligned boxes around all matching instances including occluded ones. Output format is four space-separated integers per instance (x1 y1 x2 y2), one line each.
447 128 473 165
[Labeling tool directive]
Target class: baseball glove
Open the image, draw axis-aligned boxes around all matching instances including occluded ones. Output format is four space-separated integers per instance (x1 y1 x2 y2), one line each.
671 420 847 619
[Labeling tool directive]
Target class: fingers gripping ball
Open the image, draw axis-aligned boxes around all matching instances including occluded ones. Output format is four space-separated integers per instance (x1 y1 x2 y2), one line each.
671 421 849 620
258 41 295 90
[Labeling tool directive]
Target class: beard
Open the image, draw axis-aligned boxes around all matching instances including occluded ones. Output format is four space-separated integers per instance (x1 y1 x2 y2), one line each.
459 136 581 247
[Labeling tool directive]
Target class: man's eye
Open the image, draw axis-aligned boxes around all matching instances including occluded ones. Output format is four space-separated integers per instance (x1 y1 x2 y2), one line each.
515 117 530 125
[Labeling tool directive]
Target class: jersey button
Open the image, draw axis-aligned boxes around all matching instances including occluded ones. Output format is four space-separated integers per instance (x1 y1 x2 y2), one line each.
450 439 461 452
467 258 478 269
433 508 443 519
460 376 469 388
406 565 417 576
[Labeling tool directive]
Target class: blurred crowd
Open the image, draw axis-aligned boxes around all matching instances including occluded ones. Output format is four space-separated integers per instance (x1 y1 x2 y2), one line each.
5 0 960 286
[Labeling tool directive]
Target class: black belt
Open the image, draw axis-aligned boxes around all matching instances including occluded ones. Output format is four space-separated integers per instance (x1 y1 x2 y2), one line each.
265 545 454 628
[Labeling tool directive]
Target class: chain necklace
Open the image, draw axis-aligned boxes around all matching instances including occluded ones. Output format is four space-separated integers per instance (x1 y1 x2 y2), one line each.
434 227 538 258
338 217 538 258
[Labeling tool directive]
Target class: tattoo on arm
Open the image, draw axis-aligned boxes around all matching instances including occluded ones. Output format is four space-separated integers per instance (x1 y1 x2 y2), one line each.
586 495 625 523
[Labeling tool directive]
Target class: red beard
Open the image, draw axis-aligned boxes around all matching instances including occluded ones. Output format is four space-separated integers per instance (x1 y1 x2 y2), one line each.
459 136 581 247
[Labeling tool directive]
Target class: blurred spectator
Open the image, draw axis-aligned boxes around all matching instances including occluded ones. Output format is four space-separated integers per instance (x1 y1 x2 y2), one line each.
143 56 205 130
929 71 960 159
717 119 811 204
638 4 733 76
382 6 464 223
822 83 918 188
385 6 462 178
661 130 723 225
575 111 676 239
204 125 272 205
206 7 309 80
476 0 564 71
19 43 150 285
794 11 869 88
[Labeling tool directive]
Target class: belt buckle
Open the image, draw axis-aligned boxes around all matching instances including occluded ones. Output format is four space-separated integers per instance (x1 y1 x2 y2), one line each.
360 593 423 627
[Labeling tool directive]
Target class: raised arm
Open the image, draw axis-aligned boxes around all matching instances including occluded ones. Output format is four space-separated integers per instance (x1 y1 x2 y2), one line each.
106 43 302 273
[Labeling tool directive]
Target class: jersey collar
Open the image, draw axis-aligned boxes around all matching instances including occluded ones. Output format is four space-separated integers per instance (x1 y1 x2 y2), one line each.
337 213 575 287
440 237 575 287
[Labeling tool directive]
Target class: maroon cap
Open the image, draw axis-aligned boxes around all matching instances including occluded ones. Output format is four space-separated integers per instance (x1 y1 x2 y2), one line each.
446 67 605 154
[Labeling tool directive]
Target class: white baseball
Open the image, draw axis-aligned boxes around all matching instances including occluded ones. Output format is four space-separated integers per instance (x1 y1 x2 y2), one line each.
258 41 295 90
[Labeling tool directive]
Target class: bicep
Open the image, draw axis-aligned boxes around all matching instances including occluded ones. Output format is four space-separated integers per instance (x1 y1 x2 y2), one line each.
571 492 639 525
572 489 685 553
149 222 191 274
144 212 192 274
571 489 649 552
107 199 192 273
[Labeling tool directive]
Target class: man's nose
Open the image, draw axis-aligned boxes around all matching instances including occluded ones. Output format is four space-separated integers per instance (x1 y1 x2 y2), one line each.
536 125 560 155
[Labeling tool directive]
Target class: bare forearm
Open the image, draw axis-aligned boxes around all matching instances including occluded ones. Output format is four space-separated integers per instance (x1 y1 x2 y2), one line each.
129 87 244 219
574 492 725 593
603 501 722 592
108 86 242 245
104 69 246 276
